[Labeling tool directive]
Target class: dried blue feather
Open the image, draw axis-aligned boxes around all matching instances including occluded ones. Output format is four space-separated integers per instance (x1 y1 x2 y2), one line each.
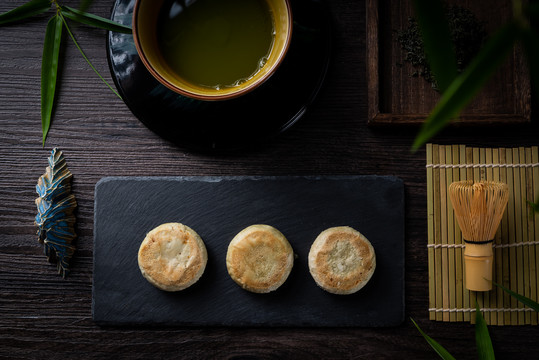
35 148 77 278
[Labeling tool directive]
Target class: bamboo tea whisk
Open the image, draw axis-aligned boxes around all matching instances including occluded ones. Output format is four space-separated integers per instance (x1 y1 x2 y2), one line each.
449 181 509 291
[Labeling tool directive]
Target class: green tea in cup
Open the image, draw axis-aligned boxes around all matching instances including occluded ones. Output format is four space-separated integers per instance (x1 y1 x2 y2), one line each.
133 0 292 101
157 0 274 89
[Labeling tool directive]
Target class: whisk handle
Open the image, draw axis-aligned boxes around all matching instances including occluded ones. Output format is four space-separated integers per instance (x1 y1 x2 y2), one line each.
464 242 493 291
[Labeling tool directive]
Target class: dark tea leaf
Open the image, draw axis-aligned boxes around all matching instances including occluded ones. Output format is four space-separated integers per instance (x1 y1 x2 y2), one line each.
0 0 50 25
61 5 131 34
41 14 63 145
475 303 495 360
398 5 486 90
411 318 456 360
412 22 520 151
412 0 457 93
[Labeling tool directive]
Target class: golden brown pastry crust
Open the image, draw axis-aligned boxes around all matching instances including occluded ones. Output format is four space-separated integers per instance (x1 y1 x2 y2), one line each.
226 224 294 293
308 226 376 295
138 222 207 291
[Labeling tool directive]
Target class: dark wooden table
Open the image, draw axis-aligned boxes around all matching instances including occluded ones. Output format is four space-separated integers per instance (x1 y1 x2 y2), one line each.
1 0 538 358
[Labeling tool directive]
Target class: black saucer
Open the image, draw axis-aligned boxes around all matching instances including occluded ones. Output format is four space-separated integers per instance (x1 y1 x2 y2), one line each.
107 0 331 151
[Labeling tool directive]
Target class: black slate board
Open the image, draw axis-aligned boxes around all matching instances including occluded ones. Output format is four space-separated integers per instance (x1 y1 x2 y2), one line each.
93 176 405 326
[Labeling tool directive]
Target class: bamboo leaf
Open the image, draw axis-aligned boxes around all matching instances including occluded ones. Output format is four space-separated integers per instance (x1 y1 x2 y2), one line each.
528 200 539 213
79 0 93 13
411 318 456 360
59 14 122 100
41 14 63 146
0 0 50 25
475 303 495 360
412 22 520 151
494 281 539 311
412 0 457 93
61 5 131 34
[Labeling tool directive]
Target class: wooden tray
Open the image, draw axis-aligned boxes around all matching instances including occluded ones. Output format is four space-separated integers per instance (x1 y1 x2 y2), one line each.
92 176 405 327
366 0 531 125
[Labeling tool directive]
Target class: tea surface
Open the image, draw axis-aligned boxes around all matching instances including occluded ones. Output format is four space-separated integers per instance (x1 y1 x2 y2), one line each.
158 0 274 88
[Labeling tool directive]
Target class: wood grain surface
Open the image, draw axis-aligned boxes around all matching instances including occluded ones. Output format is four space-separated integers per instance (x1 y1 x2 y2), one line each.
1 0 538 359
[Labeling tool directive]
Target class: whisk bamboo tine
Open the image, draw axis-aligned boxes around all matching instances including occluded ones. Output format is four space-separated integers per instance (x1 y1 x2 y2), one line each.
449 180 509 292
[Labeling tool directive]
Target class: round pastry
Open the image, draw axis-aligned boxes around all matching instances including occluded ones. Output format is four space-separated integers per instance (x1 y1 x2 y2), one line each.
308 226 376 295
138 222 208 291
226 224 294 293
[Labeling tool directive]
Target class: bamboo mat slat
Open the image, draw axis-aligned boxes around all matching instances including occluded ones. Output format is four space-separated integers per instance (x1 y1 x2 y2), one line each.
426 144 539 325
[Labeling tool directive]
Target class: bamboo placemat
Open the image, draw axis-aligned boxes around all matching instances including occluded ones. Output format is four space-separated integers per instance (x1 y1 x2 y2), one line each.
426 144 539 325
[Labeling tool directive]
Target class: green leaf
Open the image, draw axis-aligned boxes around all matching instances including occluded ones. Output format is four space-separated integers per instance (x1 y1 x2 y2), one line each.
411 318 456 360
412 22 520 151
0 0 50 25
494 281 539 311
41 14 63 146
78 0 93 13
61 5 131 34
475 303 495 360
59 14 122 100
412 0 457 93
528 200 539 213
